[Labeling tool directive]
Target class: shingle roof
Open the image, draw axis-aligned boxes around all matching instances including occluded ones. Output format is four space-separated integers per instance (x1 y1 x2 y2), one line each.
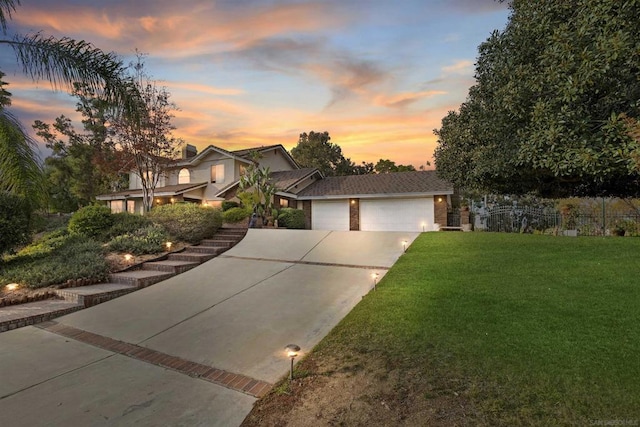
269 168 319 191
296 171 453 198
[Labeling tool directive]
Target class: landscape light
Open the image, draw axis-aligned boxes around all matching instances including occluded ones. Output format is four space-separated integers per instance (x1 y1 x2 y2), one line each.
5 283 19 291
402 240 408 252
124 254 133 264
421 222 426 232
285 344 301 381
166 241 172 250
371 272 379 291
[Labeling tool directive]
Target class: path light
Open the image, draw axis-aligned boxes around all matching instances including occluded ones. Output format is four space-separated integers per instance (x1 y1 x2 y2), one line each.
421 222 426 232
166 241 172 251
402 240 408 253
371 272 379 291
285 344 300 381
5 283 19 291
124 254 133 265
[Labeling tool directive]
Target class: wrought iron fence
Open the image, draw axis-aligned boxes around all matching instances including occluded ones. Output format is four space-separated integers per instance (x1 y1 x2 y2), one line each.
474 205 640 236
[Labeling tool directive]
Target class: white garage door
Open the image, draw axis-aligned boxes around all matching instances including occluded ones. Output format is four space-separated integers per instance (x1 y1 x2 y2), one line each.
312 200 350 231
360 198 434 232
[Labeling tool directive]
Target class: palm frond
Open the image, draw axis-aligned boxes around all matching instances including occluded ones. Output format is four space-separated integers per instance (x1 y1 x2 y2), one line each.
0 0 19 34
0 108 45 204
3 32 143 121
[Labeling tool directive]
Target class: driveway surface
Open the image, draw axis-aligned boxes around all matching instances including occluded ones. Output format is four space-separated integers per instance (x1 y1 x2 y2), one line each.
0 230 417 426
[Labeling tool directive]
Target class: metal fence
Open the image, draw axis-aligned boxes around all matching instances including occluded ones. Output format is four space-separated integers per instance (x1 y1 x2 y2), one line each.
474 205 640 236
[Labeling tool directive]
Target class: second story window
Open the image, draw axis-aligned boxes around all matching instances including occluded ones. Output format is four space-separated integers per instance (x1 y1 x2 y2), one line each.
178 168 190 184
211 164 225 183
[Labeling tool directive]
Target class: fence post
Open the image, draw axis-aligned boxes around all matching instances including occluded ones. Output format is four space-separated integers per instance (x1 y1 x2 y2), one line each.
602 198 606 236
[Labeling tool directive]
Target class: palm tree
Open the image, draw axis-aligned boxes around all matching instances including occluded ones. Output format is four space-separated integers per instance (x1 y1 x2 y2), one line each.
0 0 140 206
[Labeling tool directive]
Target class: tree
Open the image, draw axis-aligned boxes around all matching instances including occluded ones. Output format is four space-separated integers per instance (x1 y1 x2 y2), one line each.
33 83 128 211
0 0 140 208
434 0 640 197
109 54 182 212
291 131 356 176
374 159 416 174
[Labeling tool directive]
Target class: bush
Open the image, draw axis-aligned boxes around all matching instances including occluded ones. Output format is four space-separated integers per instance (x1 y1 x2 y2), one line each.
223 207 250 223
0 233 109 288
68 205 113 240
148 203 222 243
222 200 240 211
107 212 152 239
278 208 306 229
107 225 169 255
0 192 32 255
613 219 640 237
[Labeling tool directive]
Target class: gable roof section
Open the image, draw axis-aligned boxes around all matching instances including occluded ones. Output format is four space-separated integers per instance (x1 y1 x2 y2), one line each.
296 171 454 199
172 145 251 167
270 168 321 192
214 168 320 198
232 144 299 169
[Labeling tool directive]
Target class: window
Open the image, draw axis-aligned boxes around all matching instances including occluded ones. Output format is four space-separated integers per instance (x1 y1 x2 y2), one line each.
211 164 225 183
178 168 190 184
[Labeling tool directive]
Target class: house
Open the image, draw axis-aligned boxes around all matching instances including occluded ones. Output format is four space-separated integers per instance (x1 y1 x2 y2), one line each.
97 144 454 232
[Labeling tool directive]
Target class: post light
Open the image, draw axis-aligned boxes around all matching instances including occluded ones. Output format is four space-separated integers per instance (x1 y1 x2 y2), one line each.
371 272 379 291
285 344 300 381
166 241 172 251
5 283 19 291
402 240 408 253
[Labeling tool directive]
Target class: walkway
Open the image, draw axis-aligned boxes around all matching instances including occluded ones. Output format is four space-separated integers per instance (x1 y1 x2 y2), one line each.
0 230 417 426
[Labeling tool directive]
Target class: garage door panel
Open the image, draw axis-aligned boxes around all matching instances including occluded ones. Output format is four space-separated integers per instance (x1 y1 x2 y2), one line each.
312 200 349 231
360 198 433 232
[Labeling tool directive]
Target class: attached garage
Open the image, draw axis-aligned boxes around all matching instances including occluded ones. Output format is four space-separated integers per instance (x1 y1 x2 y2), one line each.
297 171 454 232
360 198 434 232
312 200 350 231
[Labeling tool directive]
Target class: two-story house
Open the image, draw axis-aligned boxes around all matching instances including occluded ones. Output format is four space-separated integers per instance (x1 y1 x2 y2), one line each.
97 143 454 232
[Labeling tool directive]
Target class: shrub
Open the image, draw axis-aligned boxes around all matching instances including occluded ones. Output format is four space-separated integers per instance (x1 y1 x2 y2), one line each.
107 212 152 239
278 208 306 229
0 192 32 255
148 203 222 243
222 200 240 211
68 205 113 239
613 219 640 237
223 207 250 223
107 225 169 255
0 234 109 288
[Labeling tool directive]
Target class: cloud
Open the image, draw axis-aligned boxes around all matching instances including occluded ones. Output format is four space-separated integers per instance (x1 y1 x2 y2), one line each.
442 60 474 75
373 90 447 109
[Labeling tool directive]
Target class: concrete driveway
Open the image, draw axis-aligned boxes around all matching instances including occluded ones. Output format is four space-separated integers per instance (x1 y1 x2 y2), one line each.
0 230 417 426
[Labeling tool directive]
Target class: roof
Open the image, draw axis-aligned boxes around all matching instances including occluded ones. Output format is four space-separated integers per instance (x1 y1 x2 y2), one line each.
296 171 454 199
214 168 320 198
269 168 320 192
96 182 208 200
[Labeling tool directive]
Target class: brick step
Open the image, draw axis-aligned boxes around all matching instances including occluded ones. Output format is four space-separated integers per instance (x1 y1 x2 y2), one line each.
0 299 83 332
142 260 200 274
109 270 175 288
199 239 235 248
168 252 217 263
55 283 138 308
186 245 226 255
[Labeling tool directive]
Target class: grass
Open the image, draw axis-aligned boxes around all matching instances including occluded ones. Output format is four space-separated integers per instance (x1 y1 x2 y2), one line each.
313 233 640 425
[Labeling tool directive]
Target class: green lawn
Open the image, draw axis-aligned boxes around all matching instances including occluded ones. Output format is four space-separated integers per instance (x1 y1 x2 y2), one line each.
316 233 640 425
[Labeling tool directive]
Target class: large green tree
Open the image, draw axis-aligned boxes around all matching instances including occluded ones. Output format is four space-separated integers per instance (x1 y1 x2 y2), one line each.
291 131 356 176
33 84 128 211
0 0 139 208
434 0 640 197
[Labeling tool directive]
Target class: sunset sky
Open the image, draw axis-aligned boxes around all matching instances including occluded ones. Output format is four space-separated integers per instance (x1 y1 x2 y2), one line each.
2 0 510 168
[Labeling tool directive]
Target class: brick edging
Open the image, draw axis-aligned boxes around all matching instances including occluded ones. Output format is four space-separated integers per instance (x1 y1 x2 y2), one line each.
0 304 83 333
37 321 272 398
